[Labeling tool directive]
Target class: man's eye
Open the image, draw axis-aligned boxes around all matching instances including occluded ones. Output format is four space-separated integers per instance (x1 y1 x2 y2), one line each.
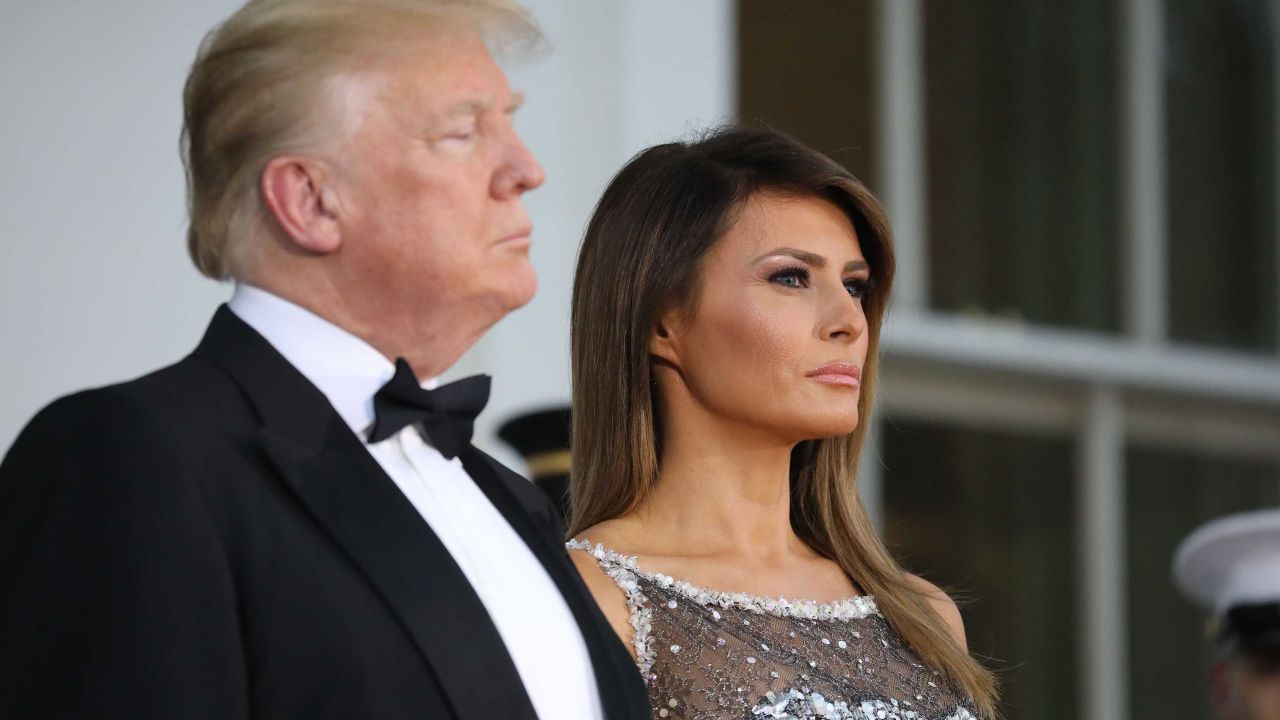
769 267 811 288
435 125 477 143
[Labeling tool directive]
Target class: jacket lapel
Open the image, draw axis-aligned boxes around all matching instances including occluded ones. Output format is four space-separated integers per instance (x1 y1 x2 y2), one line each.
460 448 652 720
194 306 538 720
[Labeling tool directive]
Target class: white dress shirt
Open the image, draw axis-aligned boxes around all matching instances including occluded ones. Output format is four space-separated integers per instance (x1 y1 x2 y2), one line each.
228 284 603 720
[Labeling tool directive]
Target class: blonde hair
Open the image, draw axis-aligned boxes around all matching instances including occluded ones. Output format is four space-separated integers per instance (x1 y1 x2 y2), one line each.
181 0 541 279
569 126 999 717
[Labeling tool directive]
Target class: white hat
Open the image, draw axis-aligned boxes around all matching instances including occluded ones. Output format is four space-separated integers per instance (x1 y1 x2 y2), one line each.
1173 509 1280 616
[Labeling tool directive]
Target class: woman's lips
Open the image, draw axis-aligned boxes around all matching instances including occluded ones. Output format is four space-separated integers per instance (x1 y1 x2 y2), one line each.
805 362 861 387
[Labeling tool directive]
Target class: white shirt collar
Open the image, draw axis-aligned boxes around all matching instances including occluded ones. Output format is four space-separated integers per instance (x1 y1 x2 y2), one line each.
227 283 438 439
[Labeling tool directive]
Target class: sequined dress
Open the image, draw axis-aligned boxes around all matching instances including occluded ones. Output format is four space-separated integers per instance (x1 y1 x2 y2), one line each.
568 540 978 720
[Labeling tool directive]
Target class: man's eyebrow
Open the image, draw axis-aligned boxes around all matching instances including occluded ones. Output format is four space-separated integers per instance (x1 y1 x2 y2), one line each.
431 94 522 123
440 98 489 117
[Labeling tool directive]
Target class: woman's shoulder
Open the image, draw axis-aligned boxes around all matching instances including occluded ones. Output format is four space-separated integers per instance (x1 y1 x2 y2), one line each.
566 522 643 594
568 517 644 560
567 522 644 656
566 528 627 580
904 573 967 650
566 543 630 605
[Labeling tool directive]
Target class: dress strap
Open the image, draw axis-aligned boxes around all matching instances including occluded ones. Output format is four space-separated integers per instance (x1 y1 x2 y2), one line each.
566 539 657 679
566 538 631 571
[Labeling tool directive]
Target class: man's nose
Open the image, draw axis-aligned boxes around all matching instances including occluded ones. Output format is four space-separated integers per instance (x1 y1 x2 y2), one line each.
494 130 545 198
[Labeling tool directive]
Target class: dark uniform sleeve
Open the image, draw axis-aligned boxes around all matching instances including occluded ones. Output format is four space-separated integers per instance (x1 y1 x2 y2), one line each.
0 389 248 719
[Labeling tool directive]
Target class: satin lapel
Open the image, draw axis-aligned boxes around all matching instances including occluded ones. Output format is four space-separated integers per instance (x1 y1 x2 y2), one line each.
460 448 651 720
194 307 539 720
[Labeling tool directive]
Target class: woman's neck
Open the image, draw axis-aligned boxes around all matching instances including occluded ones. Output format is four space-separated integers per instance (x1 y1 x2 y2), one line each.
633 412 807 563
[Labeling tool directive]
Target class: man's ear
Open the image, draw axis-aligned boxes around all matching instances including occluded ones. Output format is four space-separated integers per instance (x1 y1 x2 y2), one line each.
649 309 682 367
260 155 342 254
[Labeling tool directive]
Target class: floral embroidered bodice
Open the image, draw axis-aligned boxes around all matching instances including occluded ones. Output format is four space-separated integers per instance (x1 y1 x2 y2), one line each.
568 540 978 720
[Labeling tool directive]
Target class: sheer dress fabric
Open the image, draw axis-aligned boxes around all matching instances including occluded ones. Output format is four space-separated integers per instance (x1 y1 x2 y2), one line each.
568 540 978 720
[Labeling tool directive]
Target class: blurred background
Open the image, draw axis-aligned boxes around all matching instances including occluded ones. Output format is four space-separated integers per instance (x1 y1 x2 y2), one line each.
2 1 1279 717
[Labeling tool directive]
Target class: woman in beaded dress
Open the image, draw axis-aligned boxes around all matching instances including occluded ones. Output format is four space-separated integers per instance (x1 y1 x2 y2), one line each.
564 127 998 720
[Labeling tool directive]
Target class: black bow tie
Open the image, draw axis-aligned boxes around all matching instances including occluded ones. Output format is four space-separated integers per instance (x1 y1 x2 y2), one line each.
368 358 491 459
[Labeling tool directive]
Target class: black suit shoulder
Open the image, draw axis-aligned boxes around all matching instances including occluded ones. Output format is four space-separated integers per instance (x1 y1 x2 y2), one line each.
1 358 242 523
86 353 255 429
2 354 263 525
11 352 255 453
0 361 251 718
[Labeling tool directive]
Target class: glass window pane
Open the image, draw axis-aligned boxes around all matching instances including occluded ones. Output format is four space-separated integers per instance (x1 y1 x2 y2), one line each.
1165 0 1278 352
1126 445 1280 715
925 0 1120 332
736 0 876 182
881 419 1078 720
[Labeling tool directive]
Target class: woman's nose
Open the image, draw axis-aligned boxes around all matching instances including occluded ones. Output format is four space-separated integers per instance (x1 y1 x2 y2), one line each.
821 290 866 343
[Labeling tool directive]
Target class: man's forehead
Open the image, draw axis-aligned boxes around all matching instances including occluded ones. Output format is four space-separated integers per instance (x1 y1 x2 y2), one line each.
393 53 521 119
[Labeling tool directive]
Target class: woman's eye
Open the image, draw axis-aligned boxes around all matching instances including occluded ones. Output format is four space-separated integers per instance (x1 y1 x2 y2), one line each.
844 278 872 299
769 267 810 288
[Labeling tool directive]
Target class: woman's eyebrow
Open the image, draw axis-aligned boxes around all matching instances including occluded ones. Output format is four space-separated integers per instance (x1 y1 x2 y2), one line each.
753 248 870 274
753 247 826 267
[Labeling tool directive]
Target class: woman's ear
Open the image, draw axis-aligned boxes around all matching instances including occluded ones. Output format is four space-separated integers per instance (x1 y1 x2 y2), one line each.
260 155 342 254
649 310 682 367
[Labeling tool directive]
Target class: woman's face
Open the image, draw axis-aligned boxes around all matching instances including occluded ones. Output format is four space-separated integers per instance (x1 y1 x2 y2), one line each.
656 192 872 443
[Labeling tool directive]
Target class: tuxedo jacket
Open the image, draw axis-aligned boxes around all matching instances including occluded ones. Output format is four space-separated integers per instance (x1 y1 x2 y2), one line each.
0 307 649 719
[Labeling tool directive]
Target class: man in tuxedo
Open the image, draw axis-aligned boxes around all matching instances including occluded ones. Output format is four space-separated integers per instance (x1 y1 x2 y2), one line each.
0 1 648 718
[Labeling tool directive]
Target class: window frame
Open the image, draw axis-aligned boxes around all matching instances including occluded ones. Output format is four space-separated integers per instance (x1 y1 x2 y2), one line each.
860 1 1280 717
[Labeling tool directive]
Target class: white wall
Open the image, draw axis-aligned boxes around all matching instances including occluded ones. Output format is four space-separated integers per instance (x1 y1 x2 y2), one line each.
0 1 238 446
0 1 735 470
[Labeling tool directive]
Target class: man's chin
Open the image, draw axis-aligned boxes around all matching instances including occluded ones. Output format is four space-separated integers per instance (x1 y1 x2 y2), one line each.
498 267 537 312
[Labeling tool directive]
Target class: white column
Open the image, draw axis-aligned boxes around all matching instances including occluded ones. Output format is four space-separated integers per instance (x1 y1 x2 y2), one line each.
1078 386 1128 720
875 0 927 315
1122 0 1167 345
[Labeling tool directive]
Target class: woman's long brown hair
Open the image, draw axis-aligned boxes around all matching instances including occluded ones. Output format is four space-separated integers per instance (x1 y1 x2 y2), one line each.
568 126 997 716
